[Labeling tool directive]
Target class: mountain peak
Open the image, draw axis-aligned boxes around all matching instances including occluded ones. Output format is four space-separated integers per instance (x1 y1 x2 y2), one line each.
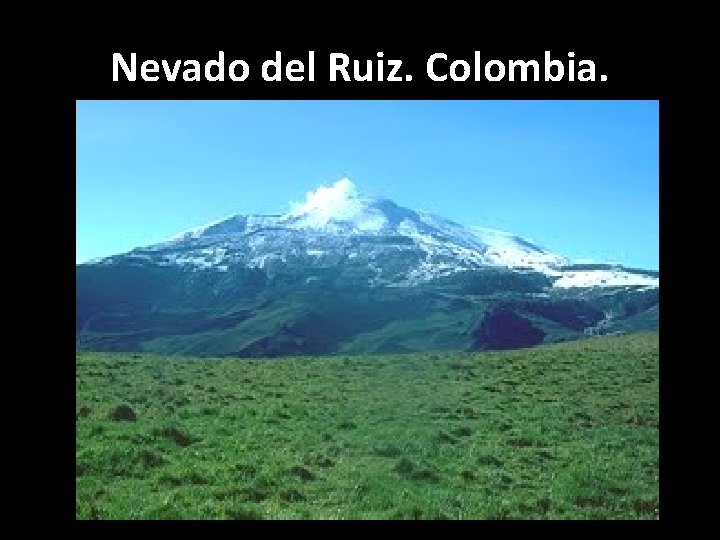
287 178 364 223
106 177 658 290
282 178 395 232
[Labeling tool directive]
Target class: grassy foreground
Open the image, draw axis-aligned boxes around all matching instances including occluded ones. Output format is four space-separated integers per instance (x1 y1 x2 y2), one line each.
76 332 659 519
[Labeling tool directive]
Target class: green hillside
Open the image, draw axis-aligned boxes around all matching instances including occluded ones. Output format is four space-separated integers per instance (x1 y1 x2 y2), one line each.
77 264 659 356
76 332 659 519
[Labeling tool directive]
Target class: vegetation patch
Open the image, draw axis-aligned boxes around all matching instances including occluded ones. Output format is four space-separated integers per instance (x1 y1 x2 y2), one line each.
107 404 136 422
152 426 194 447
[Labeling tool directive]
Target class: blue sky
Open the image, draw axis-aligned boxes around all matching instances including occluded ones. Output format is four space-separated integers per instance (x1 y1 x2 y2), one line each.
76 100 658 269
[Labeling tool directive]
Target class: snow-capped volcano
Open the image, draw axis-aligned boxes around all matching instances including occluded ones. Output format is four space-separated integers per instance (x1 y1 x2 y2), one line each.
77 178 659 356
91 178 658 289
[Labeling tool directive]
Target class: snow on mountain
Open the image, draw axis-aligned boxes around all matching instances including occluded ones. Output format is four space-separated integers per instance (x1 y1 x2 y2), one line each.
90 178 658 290
169 215 236 241
552 269 659 288
469 227 568 271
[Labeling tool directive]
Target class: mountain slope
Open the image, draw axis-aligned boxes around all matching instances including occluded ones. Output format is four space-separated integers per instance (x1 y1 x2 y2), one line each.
77 178 658 356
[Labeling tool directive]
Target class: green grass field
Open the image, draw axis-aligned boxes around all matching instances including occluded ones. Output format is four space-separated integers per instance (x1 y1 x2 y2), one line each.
76 332 659 519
